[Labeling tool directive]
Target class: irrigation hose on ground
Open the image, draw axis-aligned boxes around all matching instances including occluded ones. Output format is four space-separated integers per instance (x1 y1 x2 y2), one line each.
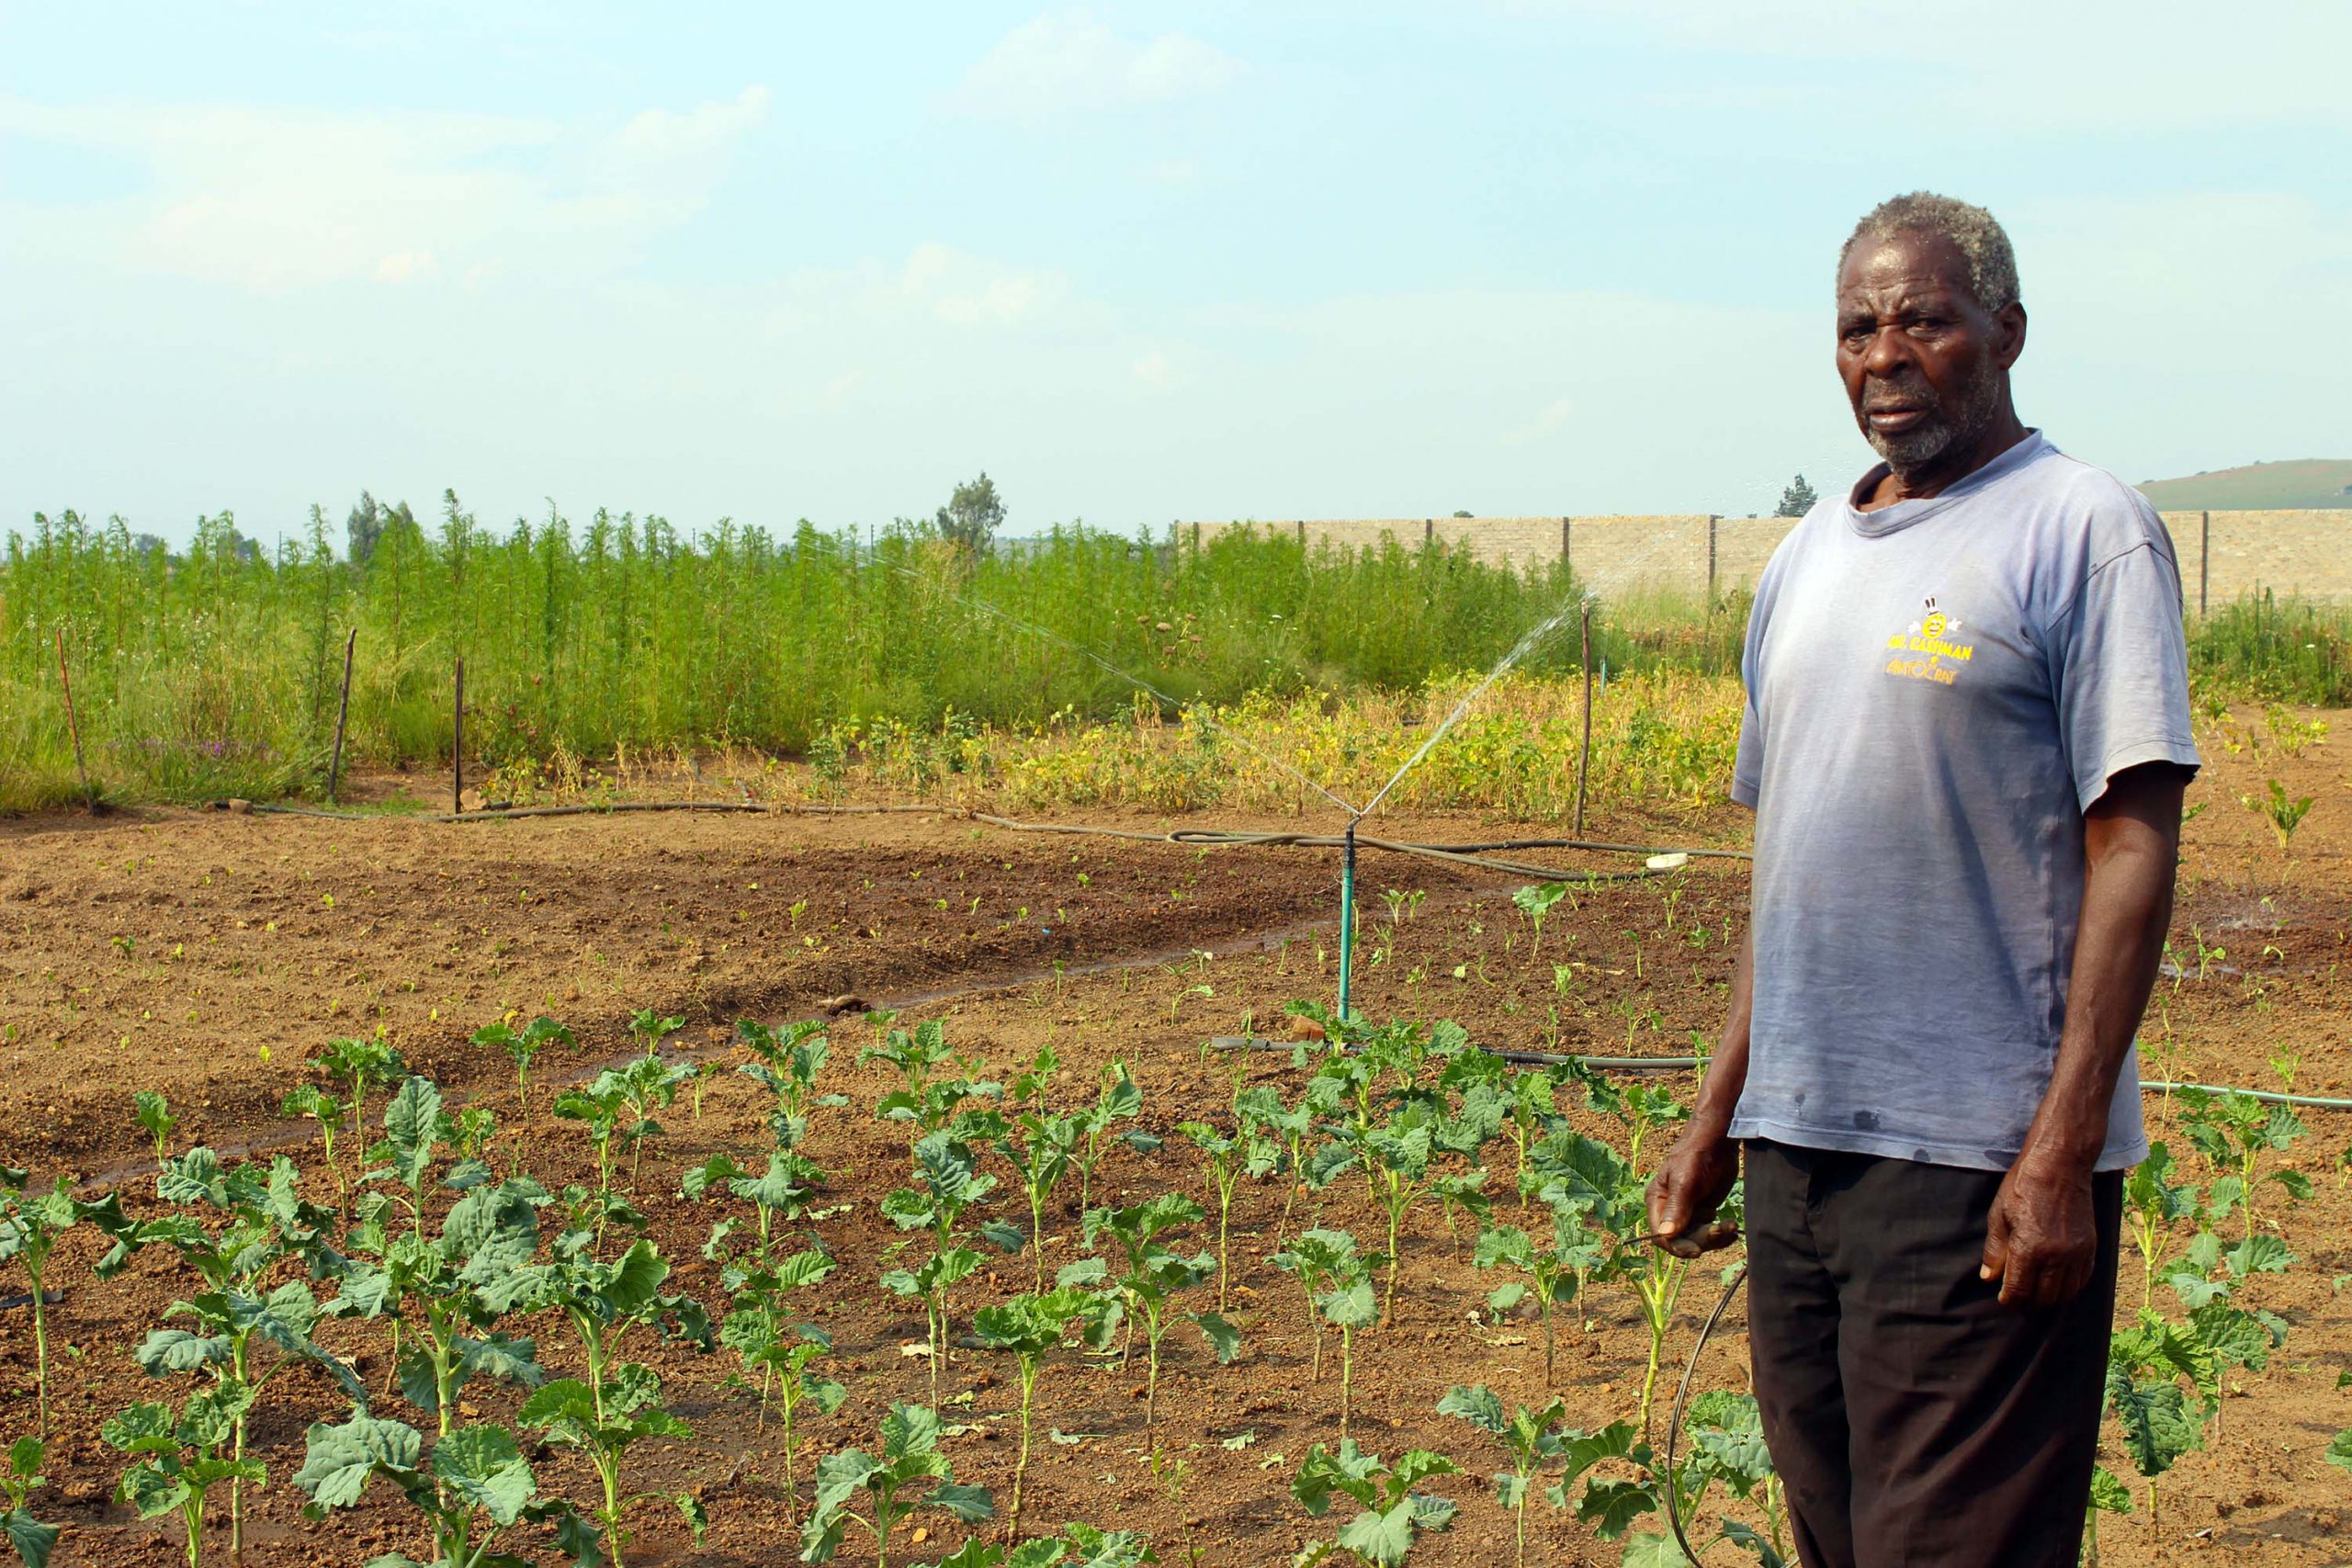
242 798 1741 883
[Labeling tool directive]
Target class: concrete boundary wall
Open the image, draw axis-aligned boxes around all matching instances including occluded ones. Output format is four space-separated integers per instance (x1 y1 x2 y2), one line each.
1191 510 2350 605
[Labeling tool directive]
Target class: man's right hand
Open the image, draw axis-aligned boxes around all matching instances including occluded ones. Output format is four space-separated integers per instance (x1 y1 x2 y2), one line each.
1645 1122 1740 1256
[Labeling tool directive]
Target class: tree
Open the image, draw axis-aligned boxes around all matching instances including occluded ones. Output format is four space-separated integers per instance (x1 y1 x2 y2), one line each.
345 491 385 566
934 473 1006 556
1777 474 1818 516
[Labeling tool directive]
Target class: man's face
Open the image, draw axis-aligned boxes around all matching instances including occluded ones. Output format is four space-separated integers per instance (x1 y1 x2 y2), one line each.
1836 230 2023 474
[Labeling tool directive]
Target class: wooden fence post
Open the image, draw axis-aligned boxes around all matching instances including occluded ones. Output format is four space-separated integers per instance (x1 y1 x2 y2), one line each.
2199 510 2211 616
1706 515 1719 603
452 655 465 815
54 629 94 809
1560 516 1571 574
326 629 356 804
1575 604 1595 838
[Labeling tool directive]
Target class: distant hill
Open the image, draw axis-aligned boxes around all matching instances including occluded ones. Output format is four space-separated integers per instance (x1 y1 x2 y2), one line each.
2138 459 2352 511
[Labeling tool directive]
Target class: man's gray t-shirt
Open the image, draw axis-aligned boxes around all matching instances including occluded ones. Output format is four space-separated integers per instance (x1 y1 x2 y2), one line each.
1727 432 2199 1172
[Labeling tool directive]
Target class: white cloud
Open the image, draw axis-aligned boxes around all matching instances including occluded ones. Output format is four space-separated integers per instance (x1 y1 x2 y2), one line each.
0 86 770 290
944 9 1240 121
1133 349 1174 387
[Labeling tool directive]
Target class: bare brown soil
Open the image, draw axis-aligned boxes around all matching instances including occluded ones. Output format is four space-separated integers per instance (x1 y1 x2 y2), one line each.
0 713 2346 1567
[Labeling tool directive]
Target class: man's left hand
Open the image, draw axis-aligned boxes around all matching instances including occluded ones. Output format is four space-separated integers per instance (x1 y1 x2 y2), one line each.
1979 1153 2098 1308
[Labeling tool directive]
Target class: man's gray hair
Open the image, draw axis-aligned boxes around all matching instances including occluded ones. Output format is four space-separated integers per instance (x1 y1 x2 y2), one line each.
1840 192 2019 312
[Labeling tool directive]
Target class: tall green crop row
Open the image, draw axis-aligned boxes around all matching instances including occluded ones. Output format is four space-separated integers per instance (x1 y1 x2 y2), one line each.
2 506 1745 811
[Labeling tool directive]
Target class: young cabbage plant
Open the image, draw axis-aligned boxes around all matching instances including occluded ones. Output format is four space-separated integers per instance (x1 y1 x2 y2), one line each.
539 1236 714 1407
1006 1043 1060 1111
972 1286 1117 1541
1614 1391 1787 1568
1436 1385 1577 1568
738 1017 847 1128
313 1033 410 1166
1528 1128 1713 1435
520 1370 707 1568
1320 1102 1489 1326
2177 1086 2310 1241
1235 1084 1315 1248
134 1090 177 1169
732 1323 845 1517
1444 1055 1564 1209
800 1402 994 1568
91 1147 349 1557
1175 1118 1277 1312
1510 882 1570 961
684 1149 810 1266
295 1408 601 1568
0 1168 117 1438
325 1093 552 1448
1568 1067 1688 1173
1291 1438 1459 1567
278 1083 352 1205
718 1246 839 1432
1079 1195 1240 1427
936 1523 1157 1568
526 1236 713 1567
133 1275 364 1560
1472 1204 1605 1390
627 1008 685 1056
469 1014 573 1111
103 1388 264 1568
0 1437 57 1568
997 1110 1082 1292
1270 1227 1370 1392
1069 1060 1152 1212
862 1021 973 1133
2124 1144 2201 1312
610 1052 695 1187
880 1131 1020 1403
552 1074 635 1239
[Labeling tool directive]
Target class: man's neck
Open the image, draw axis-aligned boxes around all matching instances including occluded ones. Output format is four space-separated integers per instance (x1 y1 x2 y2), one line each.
1858 414 2032 512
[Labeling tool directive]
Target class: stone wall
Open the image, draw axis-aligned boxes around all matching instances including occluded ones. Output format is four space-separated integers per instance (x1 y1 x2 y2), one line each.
1192 509 2351 605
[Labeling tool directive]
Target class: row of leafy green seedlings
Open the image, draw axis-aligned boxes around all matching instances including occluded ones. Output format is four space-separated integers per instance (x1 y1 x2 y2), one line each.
0 1013 1174 1568
741 1001 1782 1568
2086 1081 2348 1559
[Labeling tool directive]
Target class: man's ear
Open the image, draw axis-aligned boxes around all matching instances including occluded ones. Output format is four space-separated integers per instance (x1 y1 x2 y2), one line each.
1994 300 2028 371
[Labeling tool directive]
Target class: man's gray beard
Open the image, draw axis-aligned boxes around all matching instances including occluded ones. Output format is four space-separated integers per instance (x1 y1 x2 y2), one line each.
1864 363 2003 477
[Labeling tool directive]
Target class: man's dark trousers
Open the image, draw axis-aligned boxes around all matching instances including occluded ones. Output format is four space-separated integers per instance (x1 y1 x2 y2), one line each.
1744 1140 2124 1568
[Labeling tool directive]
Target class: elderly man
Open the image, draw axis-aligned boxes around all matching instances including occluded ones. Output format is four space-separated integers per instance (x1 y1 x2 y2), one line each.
1647 192 2199 1567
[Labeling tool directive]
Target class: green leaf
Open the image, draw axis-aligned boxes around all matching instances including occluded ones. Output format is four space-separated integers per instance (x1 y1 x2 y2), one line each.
1319 1279 1378 1331
1436 1383 1507 1436
1719 1518 1786 1565
2105 1365 2203 1479
2087 1465 2135 1513
882 1402 944 1462
433 1427 536 1527
294 1413 423 1510
1620 1529 1696 1567
136 1328 231 1376
379 1077 444 1190
927 1480 996 1523
1557 1421 1639 1483
1195 1311 1242 1364
1334 1499 1419 1565
1576 1478 1658 1540
1 1508 59 1568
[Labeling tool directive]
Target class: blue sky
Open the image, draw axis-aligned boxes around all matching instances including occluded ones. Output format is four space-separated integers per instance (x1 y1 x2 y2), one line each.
4 3 2346 546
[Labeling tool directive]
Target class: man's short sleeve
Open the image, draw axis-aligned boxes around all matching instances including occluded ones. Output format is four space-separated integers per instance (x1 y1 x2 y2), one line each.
2049 537 2201 811
1730 580 1773 808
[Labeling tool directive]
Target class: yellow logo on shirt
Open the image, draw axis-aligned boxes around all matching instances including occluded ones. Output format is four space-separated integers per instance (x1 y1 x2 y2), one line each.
1884 597 1973 685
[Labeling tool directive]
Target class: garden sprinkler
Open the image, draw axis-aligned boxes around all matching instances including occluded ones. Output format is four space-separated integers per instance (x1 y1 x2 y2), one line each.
1336 815 1360 1021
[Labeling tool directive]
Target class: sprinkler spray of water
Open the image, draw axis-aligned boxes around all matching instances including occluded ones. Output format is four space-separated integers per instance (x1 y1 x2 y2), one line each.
859 523 1678 1026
